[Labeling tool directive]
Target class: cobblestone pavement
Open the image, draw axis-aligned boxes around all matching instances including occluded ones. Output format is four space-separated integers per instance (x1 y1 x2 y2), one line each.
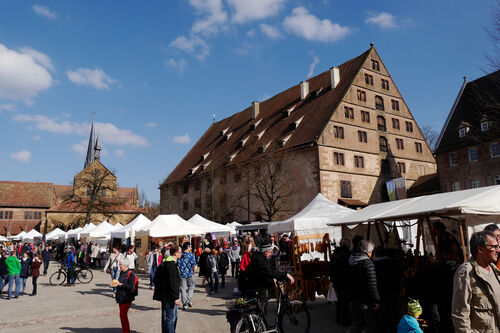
0 263 341 332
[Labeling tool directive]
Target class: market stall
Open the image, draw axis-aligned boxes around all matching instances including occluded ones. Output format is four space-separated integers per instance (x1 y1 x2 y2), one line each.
22 229 43 242
188 214 230 234
66 227 84 240
45 227 66 241
9 231 27 240
110 214 152 242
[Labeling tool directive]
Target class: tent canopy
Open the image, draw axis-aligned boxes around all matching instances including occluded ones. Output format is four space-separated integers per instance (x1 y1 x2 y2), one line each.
110 214 152 239
187 214 230 233
46 228 66 241
329 185 500 226
235 222 270 232
23 229 43 240
136 214 204 237
81 221 121 240
10 231 28 240
228 222 242 235
67 227 84 239
268 193 354 235
0 235 8 242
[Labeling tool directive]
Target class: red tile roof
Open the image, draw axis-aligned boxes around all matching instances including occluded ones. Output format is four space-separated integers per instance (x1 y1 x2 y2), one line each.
53 185 73 203
46 198 140 214
0 181 54 208
163 48 370 185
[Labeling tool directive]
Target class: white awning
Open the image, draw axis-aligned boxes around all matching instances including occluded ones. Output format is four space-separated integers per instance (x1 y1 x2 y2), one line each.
110 214 152 239
136 214 204 237
187 214 230 233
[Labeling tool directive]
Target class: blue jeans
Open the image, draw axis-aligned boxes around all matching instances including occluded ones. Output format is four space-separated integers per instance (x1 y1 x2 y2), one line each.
8 274 20 299
21 277 27 293
110 267 119 292
0 274 8 290
161 300 178 333
150 265 157 287
209 271 219 292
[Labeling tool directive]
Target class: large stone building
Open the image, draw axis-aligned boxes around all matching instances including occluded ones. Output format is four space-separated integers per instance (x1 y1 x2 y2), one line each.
160 45 437 223
435 69 500 192
0 120 140 236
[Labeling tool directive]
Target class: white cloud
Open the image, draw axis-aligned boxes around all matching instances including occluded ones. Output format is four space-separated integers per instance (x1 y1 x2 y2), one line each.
11 150 32 163
13 114 149 147
307 55 320 78
115 149 126 157
189 0 228 35
72 140 87 156
19 47 54 71
283 7 350 42
33 135 42 141
173 133 192 144
170 35 210 60
228 0 286 23
246 28 256 37
365 12 398 29
144 122 157 128
165 58 187 74
66 67 118 90
260 24 281 39
0 104 16 113
32 5 57 20
0 44 53 104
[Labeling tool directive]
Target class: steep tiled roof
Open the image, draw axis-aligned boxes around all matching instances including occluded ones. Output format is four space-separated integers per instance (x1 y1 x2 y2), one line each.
435 69 500 154
53 185 73 203
163 48 370 185
0 181 53 208
117 187 139 207
47 198 140 213
407 173 440 197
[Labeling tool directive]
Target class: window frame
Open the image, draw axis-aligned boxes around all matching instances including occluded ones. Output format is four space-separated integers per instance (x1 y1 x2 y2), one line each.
377 116 387 132
334 126 344 139
469 147 478 162
354 155 365 168
450 181 460 192
381 79 390 90
375 96 384 111
481 121 489 132
344 106 354 119
361 110 370 123
340 180 352 198
415 142 423 153
365 73 373 85
371 59 380 71
471 178 481 189
334 152 345 166
379 136 388 152
392 118 400 130
405 121 413 133
449 152 458 166
391 99 400 111
458 128 466 138
491 142 500 158
396 138 404 150
357 89 366 102
358 130 368 143
397 162 406 174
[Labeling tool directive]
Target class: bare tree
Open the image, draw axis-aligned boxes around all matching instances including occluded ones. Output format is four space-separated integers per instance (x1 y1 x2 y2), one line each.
420 125 439 151
201 164 236 223
485 0 500 71
71 165 126 226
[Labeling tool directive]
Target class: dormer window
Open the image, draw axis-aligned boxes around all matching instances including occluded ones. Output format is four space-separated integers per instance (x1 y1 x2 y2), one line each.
481 121 489 132
459 128 466 138
220 127 229 136
289 116 304 130
257 130 265 140
251 119 262 130
223 132 233 142
280 134 292 147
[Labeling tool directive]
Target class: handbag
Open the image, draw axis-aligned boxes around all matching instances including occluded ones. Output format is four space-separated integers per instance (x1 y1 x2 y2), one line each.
107 254 119 274
326 282 337 302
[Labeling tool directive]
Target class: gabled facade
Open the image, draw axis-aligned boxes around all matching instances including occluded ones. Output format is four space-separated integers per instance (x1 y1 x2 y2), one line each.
435 70 500 192
160 45 436 223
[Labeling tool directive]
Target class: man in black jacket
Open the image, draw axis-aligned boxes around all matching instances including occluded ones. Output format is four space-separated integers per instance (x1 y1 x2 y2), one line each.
346 240 380 333
0 250 8 294
41 245 51 275
153 244 182 333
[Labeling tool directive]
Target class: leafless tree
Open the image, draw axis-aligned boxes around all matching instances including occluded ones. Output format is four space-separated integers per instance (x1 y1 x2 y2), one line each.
420 125 439 151
485 0 500 71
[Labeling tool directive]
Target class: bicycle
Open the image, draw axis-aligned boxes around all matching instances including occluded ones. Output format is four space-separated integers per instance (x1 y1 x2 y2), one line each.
49 263 94 285
227 281 311 333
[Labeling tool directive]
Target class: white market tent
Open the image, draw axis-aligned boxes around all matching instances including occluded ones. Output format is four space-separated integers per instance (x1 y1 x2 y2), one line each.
80 221 119 240
136 214 204 238
268 193 355 240
188 214 230 234
228 222 242 235
235 222 270 232
110 214 152 239
45 228 66 241
0 235 8 242
23 229 43 241
329 185 500 257
67 227 84 240
10 231 27 240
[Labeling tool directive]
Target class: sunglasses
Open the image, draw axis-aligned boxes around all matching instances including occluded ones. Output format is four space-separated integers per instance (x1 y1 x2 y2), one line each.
484 244 500 250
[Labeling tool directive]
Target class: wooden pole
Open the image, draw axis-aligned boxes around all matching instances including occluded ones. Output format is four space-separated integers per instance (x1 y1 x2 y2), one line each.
375 221 384 247
421 221 427 255
415 219 422 271
458 217 467 262
367 221 372 241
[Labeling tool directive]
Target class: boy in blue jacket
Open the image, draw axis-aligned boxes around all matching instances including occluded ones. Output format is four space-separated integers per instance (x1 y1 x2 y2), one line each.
397 298 424 333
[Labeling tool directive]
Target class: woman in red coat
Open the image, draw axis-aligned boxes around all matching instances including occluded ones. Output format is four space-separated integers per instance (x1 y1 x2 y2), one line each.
31 254 42 295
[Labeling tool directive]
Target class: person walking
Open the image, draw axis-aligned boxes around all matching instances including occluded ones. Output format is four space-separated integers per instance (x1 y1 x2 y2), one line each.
217 246 229 288
452 231 500 332
346 240 380 333
124 245 138 273
330 238 352 327
112 257 136 333
0 250 8 295
153 244 182 333
228 240 241 279
41 245 51 275
19 252 32 295
5 251 21 299
147 246 162 290
104 246 124 294
177 242 196 310
207 249 219 295
198 248 210 287
30 254 41 295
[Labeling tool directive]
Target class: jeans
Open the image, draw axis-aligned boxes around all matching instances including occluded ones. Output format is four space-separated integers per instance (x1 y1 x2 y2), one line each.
111 267 119 292
231 260 240 278
150 265 157 287
21 277 27 293
349 301 376 333
161 300 178 333
8 274 20 299
32 276 38 295
67 266 75 285
0 274 8 291
119 302 131 333
180 276 195 305
209 271 219 292
43 260 50 274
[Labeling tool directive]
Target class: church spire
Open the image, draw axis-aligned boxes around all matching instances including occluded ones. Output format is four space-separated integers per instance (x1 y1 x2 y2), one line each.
94 135 102 160
84 114 96 168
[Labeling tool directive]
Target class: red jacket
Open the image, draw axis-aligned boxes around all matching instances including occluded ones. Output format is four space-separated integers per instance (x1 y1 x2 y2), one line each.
31 260 41 278
239 251 253 272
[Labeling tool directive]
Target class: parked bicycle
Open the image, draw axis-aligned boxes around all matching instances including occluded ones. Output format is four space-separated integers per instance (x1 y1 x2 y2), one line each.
49 263 93 285
227 281 311 333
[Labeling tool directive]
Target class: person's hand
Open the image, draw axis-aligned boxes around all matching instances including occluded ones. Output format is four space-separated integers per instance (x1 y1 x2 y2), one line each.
287 273 294 284
175 299 181 306
373 303 380 311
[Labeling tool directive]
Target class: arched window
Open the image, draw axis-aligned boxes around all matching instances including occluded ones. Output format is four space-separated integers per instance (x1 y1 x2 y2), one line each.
375 95 384 111
379 136 388 152
377 116 386 131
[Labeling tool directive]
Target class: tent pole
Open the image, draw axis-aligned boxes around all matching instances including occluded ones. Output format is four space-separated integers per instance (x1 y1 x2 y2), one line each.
415 219 422 271
367 221 372 241
375 221 384 247
426 217 438 258
459 217 467 262
421 221 427 256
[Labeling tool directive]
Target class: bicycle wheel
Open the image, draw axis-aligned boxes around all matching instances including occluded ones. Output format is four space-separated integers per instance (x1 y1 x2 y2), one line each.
76 269 93 284
278 300 311 333
235 314 267 333
49 270 67 285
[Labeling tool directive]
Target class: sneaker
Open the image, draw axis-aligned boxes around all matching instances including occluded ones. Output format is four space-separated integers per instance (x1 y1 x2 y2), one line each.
183 304 188 311
187 299 193 307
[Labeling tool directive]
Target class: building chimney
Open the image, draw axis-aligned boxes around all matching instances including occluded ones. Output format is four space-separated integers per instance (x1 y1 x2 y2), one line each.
330 67 340 89
251 101 259 119
300 81 309 100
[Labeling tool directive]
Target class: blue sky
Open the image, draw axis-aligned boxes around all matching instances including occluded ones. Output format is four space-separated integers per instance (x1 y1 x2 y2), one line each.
0 0 496 202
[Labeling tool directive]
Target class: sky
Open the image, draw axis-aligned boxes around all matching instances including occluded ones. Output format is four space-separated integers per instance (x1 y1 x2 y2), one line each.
0 0 497 203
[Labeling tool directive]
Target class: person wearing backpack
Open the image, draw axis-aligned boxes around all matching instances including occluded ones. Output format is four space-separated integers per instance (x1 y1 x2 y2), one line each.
112 257 136 333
